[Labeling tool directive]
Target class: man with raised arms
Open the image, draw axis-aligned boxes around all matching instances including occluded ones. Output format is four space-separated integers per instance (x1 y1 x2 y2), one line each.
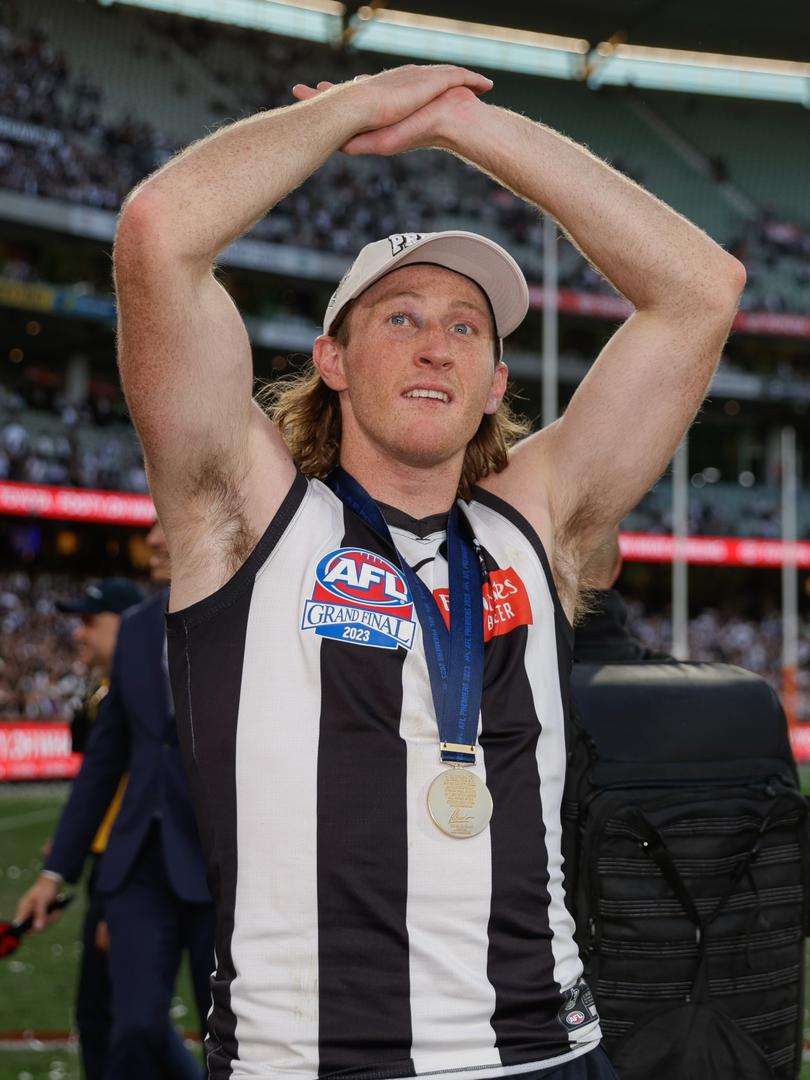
113 65 745 1080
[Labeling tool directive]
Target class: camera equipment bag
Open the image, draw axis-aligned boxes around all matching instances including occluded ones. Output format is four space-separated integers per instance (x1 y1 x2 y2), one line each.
564 661 810 1080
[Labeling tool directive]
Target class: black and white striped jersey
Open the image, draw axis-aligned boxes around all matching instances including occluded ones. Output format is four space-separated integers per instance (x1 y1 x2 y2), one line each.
166 472 601 1080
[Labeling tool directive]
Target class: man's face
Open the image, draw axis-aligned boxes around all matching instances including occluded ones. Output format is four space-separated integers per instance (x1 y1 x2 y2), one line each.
146 521 171 584
317 264 507 474
73 611 121 672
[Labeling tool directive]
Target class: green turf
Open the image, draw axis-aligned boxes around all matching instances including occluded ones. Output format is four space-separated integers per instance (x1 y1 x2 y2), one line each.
3 784 810 1079
0 1046 77 1080
0 791 199 1079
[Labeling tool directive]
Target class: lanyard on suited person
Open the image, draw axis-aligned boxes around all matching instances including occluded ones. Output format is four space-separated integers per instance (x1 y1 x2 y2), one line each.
324 467 493 838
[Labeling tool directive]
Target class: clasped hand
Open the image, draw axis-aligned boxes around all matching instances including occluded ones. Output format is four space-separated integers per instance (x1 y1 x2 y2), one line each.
291 63 493 156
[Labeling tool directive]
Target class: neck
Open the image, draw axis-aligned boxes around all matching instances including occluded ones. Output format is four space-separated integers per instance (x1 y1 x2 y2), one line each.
338 446 462 517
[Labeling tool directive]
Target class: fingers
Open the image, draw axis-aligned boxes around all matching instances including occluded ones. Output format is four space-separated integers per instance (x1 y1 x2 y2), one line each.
343 85 479 157
401 63 493 96
13 892 35 928
15 877 59 932
291 84 319 101
291 80 335 101
292 66 492 106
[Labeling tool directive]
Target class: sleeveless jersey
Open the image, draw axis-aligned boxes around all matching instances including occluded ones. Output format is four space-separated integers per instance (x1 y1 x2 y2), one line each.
166 473 601 1080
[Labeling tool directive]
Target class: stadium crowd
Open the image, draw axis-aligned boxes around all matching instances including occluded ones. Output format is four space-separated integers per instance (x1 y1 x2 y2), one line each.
0 570 89 719
0 3 807 727
626 602 810 723
0 385 147 493
0 570 806 722
0 6 809 311
1 379 808 536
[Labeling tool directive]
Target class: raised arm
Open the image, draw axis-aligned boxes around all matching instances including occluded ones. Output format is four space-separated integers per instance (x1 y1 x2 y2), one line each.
113 66 493 608
455 98 744 601
321 87 745 611
449 102 745 562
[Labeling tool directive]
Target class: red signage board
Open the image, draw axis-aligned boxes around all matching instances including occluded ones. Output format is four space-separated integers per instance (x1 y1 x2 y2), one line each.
527 286 810 339
0 481 155 526
0 483 808 570
620 532 810 569
0 722 81 781
789 727 810 764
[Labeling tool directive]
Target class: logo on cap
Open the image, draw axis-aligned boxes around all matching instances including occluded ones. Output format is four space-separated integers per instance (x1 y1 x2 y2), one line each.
388 233 424 255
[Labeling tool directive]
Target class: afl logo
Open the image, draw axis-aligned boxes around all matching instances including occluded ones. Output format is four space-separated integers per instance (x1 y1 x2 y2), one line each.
316 549 409 606
301 548 416 651
565 1011 586 1027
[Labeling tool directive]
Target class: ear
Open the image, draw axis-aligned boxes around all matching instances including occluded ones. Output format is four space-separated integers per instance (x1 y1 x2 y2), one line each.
312 335 348 391
483 361 508 415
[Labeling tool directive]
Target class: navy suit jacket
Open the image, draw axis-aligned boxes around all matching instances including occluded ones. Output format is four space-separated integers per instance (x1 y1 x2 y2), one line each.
47 589 211 903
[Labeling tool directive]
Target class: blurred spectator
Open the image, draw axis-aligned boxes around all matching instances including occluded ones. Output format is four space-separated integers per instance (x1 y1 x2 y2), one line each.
1 377 808 533
0 570 90 718
626 601 810 722
0 568 805 723
0 9 808 311
0 385 148 493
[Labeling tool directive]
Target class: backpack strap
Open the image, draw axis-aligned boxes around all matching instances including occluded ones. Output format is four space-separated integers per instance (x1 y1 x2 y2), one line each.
630 804 777 1001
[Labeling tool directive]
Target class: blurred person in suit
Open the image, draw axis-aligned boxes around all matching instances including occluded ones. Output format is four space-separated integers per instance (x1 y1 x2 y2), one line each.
45 577 144 1080
574 529 667 664
15 523 215 1080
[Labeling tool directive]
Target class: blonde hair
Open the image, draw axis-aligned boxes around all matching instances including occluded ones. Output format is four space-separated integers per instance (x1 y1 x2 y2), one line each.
257 311 530 501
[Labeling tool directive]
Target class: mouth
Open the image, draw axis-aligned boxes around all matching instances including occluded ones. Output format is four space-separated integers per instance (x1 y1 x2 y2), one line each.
402 388 451 404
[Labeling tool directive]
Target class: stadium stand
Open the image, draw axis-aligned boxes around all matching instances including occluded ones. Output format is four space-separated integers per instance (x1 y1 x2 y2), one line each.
0 385 147 492
0 0 809 310
625 602 810 724
0 0 806 728
0 570 804 723
0 570 91 719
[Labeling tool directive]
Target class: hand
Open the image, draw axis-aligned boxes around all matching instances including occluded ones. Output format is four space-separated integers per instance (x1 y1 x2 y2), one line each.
292 65 491 153
14 874 60 933
346 85 485 157
94 919 110 953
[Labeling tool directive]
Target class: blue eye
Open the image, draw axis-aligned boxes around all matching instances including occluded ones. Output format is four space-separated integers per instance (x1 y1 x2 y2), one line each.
389 313 409 326
452 323 473 335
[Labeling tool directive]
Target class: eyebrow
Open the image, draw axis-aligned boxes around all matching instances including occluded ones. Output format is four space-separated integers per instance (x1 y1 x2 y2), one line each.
369 288 490 320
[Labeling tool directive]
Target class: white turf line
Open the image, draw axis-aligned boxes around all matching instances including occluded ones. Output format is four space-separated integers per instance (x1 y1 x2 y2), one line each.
0 806 61 832
0 1040 76 1050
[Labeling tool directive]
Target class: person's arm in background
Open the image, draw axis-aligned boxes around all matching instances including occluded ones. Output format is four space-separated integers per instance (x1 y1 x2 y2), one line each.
14 633 130 930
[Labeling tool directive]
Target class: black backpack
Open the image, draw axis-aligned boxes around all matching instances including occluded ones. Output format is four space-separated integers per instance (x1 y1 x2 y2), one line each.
563 660 810 1080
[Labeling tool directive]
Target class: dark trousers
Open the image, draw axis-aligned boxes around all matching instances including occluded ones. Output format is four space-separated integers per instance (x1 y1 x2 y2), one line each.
103 824 216 1080
76 860 111 1080
538 1046 618 1079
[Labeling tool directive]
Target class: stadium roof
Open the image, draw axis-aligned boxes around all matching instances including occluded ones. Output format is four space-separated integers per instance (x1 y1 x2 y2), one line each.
398 0 809 65
110 1 810 103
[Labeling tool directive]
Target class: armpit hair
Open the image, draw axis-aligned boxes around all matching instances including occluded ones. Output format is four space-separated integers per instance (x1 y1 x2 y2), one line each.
186 452 258 579
552 496 605 626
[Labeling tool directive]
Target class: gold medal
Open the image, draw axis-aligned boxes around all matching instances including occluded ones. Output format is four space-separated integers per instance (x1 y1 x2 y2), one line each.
427 768 493 838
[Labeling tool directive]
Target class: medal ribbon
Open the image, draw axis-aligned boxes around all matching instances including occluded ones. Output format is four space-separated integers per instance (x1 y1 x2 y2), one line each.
325 468 485 766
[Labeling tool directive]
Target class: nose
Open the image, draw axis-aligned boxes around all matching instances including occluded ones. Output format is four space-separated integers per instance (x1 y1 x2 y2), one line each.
415 322 454 368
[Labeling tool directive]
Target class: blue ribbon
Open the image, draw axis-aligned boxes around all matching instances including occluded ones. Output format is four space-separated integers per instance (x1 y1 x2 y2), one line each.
325 468 485 765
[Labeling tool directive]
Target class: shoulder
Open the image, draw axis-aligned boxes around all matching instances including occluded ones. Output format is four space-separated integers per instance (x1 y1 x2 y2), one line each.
118 588 168 641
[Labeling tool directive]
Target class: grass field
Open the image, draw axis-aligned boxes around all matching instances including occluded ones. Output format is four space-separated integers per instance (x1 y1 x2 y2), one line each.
2 783 810 1080
0 789 199 1080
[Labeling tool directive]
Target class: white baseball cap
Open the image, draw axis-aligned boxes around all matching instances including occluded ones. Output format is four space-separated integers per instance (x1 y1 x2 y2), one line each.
323 231 529 344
